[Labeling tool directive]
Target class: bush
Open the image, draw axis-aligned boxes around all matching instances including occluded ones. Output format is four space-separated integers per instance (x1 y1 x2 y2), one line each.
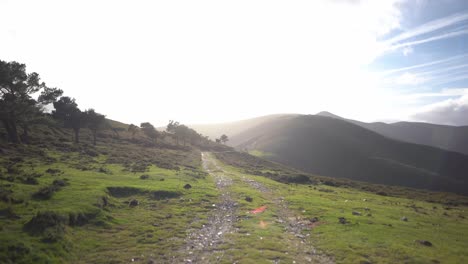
21 176 39 185
68 212 97 226
23 211 67 239
52 179 68 187
151 190 181 200
32 185 58 200
45 168 62 175
107 186 144 197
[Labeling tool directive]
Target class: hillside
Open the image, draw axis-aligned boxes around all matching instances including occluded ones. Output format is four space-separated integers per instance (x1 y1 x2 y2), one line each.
1 122 468 263
316 111 468 155
0 120 468 263
189 114 299 144
229 115 468 195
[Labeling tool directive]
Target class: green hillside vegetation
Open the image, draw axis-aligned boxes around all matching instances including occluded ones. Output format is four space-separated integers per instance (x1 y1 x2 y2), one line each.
2 133 467 263
214 155 468 263
0 124 223 263
227 115 468 195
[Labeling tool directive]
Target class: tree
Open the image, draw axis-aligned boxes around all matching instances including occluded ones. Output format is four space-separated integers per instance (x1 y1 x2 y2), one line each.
84 109 106 145
215 138 221 144
52 96 85 143
167 120 180 145
220 134 229 144
140 122 160 144
0 60 63 143
128 124 139 139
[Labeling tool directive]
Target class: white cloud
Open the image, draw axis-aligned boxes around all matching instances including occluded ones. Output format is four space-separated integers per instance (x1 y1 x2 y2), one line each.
395 72 425 85
402 46 413 56
411 90 468 125
386 11 468 44
390 28 468 50
381 53 468 76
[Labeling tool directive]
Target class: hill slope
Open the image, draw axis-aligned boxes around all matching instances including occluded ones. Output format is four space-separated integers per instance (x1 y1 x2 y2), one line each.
189 114 299 144
231 115 468 195
317 111 468 155
1 121 468 263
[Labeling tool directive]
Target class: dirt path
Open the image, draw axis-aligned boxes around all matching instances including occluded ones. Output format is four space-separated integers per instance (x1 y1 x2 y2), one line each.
178 152 333 263
177 152 238 263
242 177 334 263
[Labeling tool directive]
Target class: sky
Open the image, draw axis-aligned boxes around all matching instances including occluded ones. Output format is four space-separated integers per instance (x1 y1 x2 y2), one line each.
1 0 468 126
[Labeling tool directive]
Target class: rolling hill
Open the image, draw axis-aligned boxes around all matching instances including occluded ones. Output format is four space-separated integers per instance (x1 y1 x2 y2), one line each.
220 114 468 195
190 114 299 145
316 111 468 155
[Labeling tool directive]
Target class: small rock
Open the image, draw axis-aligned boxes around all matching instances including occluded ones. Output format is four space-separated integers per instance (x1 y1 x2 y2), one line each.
416 240 433 247
129 199 139 207
352 211 362 216
401 216 408 222
245 196 253 202
338 217 348 224
310 217 319 223
183 184 192 189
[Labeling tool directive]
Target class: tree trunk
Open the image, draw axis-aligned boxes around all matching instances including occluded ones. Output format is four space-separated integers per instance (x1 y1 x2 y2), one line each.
93 130 97 145
2 119 20 143
21 124 30 144
73 128 80 143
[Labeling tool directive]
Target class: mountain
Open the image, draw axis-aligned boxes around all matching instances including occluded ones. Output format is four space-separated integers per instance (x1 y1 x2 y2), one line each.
226 114 468 195
189 114 299 145
316 112 468 155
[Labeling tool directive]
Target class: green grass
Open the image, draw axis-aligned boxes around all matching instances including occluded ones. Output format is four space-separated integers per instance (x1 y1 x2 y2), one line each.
0 144 220 263
217 160 468 264
248 150 274 158
1 124 468 264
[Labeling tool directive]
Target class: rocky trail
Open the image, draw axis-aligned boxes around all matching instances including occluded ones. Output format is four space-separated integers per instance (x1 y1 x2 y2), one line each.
177 152 333 263
242 177 333 263
177 153 238 263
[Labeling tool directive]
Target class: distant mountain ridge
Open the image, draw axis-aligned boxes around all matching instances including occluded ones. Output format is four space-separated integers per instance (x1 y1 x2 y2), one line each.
315 112 468 155
232 115 468 195
190 113 468 195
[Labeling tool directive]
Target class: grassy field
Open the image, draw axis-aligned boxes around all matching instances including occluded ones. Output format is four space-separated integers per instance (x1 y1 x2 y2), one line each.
216 159 468 263
1 125 467 263
0 131 221 263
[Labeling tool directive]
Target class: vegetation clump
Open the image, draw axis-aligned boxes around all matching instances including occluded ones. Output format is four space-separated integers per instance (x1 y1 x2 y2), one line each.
107 186 144 198
23 211 67 242
151 190 181 200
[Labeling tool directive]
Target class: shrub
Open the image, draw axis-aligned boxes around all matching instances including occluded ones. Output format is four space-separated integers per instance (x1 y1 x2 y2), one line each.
21 176 39 185
32 186 58 200
23 211 67 238
52 179 68 187
151 190 181 200
45 168 62 175
107 186 144 197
